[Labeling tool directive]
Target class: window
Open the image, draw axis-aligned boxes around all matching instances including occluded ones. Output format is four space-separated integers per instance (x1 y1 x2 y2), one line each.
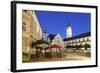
87 38 89 41
83 39 85 42
79 39 80 42
22 22 26 31
75 40 77 43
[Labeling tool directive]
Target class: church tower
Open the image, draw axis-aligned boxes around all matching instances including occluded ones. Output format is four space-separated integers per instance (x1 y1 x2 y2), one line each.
66 24 72 38
42 29 48 40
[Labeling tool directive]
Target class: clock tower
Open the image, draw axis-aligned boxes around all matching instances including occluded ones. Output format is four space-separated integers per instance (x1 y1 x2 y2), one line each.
66 24 72 38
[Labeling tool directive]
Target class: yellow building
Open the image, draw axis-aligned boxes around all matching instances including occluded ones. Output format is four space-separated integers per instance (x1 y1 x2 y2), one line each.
22 10 42 53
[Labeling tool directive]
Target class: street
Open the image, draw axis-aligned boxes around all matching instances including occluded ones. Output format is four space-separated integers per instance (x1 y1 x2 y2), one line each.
26 52 91 63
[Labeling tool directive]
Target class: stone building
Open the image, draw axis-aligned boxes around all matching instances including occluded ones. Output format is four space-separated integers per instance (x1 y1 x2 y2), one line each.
22 10 42 53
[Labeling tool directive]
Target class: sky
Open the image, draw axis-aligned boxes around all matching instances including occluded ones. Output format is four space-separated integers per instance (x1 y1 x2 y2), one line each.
35 11 91 39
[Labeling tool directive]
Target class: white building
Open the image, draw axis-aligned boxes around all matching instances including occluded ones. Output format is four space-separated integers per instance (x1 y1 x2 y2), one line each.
48 33 64 47
64 32 91 46
47 33 65 52
64 25 91 52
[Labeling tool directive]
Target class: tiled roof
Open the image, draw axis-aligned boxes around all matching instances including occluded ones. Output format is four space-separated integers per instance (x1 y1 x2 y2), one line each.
47 34 56 42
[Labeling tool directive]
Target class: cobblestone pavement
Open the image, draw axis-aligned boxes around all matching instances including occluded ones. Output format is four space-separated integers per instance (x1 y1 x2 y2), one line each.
25 52 91 63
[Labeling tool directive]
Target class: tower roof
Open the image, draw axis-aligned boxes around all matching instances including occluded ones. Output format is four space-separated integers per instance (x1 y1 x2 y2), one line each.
47 34 56 42
67 24 70 27
66 22 71 27
43 29 47 33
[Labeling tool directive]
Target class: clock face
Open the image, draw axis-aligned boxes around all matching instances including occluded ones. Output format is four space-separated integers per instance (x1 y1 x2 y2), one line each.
67 27 72 34
67 30 71 34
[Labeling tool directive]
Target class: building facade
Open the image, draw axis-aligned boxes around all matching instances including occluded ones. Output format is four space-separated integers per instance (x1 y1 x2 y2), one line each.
22 10 42 53
47 33 65 52
64 32 91 46
64 25 91 52
51 33 64 47
47 33 64 46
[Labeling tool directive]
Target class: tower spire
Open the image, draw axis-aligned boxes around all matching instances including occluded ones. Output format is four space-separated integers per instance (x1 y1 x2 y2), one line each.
66 22 71 27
